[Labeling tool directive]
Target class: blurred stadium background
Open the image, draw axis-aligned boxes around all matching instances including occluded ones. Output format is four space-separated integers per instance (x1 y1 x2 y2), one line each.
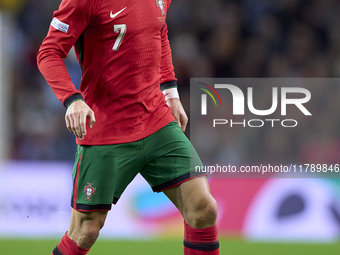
1 0 340 254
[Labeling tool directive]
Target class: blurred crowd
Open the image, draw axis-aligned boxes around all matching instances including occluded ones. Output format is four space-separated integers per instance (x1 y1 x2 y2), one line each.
5 0 340 162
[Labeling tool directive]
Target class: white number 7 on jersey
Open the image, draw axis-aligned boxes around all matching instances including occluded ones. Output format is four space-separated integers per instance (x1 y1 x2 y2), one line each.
112 24 127 51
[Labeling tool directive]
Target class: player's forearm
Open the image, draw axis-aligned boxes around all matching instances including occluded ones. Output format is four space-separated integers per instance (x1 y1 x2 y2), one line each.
160 23 179 100
160 47 176 84
37 49 82 107
160 23 177 85
37 0 90 108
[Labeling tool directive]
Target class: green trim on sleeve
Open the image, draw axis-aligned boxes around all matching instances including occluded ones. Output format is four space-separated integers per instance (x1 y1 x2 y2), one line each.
161 86 177 92
67 98 85 108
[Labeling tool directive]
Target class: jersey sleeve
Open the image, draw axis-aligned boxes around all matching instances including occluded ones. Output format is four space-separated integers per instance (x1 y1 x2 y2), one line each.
160 23 177 91
37 0 94 107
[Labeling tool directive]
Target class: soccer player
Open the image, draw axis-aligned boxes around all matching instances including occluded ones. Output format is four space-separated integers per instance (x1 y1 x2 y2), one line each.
37 0 219 254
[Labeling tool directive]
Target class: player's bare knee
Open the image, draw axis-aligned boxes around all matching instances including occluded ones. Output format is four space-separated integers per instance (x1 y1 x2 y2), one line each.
81 228 100 245
201 197 218 225
75 229 99 249
205 197 218 223
69 209 107 247
187 195 218 228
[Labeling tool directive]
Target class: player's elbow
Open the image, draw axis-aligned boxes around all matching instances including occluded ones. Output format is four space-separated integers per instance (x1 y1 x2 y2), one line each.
36 46 48 70
36 49 44 70
36 47 52 69
36 46 64 70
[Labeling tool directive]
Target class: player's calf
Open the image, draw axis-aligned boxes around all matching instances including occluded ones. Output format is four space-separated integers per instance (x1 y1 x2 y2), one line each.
52 209 107 254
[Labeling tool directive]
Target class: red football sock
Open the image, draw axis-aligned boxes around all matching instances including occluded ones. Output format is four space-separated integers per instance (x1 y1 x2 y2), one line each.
52 232 90 255
184 221 219 255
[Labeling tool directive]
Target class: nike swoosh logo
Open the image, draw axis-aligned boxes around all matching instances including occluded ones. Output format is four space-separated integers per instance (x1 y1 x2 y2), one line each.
110 7 127 19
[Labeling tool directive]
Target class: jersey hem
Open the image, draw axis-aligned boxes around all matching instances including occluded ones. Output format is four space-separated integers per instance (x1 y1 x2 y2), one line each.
76 116 174 145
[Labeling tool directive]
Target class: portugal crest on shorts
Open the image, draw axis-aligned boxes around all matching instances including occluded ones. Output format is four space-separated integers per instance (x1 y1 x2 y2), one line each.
156 0 165 16
84 183 96 201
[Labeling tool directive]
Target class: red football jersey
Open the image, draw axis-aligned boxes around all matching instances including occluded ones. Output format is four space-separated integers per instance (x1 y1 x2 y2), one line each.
37 0 177 145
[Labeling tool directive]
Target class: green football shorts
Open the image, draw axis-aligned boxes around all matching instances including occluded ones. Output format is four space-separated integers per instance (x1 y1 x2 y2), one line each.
71 121 204 212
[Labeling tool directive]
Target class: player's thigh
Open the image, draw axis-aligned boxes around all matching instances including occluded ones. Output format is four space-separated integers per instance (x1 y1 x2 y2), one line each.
72 144 142 211
140 121 204 191
68 208 108 238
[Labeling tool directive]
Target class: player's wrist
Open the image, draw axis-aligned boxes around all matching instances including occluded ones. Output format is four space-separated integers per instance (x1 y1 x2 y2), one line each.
162 87 179 101
68 98 85 108
64 93 85 108
161 80 179 100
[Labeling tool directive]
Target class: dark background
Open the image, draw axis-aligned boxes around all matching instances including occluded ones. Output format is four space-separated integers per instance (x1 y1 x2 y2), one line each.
3 0 340 161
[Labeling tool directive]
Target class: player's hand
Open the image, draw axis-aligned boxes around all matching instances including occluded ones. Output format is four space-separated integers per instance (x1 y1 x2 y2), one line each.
65 100 96 140
166 98 188 132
